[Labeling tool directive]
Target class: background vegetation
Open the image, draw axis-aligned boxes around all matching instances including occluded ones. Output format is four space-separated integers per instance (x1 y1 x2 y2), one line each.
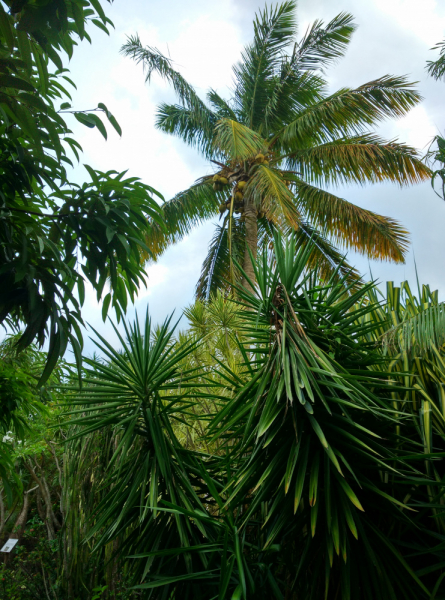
1 1 444 599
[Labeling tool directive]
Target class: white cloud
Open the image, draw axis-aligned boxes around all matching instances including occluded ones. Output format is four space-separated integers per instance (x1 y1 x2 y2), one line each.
373 0 444 46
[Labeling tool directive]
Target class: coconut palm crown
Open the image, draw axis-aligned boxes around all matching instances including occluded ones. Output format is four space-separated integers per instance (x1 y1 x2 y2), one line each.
122 1 429 297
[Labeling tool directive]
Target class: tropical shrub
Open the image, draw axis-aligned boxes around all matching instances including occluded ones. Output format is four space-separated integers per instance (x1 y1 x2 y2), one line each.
66 234 445 599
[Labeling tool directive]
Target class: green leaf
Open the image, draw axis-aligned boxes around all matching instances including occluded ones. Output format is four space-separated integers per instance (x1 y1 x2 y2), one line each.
18 92 48 112
308 415 328 448
101 292 112 321
92 19 110 35
87 113 108 139
231 584 243 600
0 74 35 92
337 476 364 511
90 0 107 22
74 112 96 128
106 112 122 136
78 276 85 306
0 5 14 52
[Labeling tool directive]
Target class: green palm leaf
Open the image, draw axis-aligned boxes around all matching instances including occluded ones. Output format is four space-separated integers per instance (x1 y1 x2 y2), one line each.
156 103 217 158
295 12 356 71
214 118 265 162
276 76 422 150
121 35 212 118
248 163 300 226
207 89 238 120
427 39 445 81
145 180 220 259
233 0 297 129
289 134 430 186
195 217 245 300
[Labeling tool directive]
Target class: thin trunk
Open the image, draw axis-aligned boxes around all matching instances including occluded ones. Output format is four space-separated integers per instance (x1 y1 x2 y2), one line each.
12 485 38 539
24 462 59 539
47 442 64 519
242 200 258 293
36 488 46 522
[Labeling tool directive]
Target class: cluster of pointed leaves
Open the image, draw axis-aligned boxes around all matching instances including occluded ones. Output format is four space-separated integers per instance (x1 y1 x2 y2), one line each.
122 0 430 299
0 0 164 381
67 233 443 600
359 279 445 547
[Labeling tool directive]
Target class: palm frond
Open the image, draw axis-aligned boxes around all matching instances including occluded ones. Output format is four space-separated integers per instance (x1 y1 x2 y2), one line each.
248 164 301 227
295 12 356 72
294 221 362 284
156 103 217 159
385 302 445 352
288 134 431 186
295 180 409 262
233 0 297 129
263 69 325 135
381 281 445 352
207 89 238 120
426 39 445 81
276 76 423 150
256 217 361 285
213 118 265 161
145 181 220 259
195 217 245 300
121 35 214 123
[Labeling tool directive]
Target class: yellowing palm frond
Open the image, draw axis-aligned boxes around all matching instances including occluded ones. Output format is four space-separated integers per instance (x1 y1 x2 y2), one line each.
290 135 431 186
295 180 409 262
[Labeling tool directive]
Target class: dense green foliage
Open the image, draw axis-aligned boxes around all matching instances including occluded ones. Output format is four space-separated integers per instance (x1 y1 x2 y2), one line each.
7 235 435 600
2 239 445 598
0 0 164 381
1 3 444 600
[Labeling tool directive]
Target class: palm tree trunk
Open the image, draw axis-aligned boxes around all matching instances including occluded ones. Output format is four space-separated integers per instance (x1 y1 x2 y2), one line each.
242 201 258 292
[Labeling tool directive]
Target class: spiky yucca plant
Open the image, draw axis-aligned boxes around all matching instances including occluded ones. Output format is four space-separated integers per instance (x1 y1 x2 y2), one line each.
67 235 443 599
122 1 429 296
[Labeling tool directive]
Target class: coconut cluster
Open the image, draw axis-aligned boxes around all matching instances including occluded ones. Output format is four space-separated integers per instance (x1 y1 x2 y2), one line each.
215 172 249 219
254 153 269 166
213 151 275 221
212 174 229 192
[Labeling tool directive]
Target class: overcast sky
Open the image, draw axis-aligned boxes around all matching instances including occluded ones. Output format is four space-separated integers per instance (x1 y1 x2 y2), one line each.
61 0 445 355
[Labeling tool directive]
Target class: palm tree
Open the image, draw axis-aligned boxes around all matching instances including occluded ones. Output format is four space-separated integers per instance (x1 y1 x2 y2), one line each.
122 1 429 295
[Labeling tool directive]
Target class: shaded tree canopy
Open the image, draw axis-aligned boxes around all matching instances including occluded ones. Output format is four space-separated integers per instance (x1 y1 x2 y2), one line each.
0 0 165 382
